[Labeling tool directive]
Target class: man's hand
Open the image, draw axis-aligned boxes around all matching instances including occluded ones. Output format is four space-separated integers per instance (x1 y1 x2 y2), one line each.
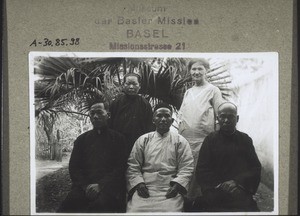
218 180 238 193
165 183 181 199
85 184 100 200
136 183 150 198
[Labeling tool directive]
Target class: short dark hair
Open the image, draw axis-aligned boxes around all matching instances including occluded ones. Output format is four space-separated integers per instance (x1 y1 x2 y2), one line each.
187 58 210 72
123 73 141 84
153 102 173 114
90 100 109 111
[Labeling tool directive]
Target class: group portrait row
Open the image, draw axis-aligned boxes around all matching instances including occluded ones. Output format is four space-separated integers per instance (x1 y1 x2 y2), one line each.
51 58 263 213
30 52 278 214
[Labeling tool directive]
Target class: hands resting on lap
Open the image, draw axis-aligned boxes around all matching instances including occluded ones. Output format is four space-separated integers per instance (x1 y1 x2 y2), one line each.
216 180 245 196
85 183 104 200
136 182 183 199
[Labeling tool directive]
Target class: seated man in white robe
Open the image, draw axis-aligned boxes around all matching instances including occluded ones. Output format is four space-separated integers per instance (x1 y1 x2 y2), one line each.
126 103 194 212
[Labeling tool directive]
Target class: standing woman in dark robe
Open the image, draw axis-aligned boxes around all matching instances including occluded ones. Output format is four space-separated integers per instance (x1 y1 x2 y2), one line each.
109 73 153 157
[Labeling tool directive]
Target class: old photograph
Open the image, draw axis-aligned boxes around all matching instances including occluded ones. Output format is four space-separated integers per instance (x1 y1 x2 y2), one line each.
29 52 278 215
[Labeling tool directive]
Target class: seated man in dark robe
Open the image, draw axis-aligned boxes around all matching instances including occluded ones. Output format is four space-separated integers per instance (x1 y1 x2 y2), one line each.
195 101 262 212
57 102 127 213
109 73 153 157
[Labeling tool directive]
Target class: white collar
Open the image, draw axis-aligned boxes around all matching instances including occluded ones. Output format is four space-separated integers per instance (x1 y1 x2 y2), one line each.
155 130 170 138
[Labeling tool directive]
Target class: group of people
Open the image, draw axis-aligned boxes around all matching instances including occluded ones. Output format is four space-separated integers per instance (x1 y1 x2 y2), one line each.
57 59 262 213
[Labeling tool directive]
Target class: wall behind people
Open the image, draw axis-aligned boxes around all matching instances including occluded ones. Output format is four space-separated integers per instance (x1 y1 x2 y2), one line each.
229 58 276 189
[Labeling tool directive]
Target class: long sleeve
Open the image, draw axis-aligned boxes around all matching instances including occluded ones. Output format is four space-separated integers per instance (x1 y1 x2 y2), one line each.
211 86 224 116
233 136 261 194
145 101 154 132
170 138 194 192
195 135 219 192
126 136 146 193
177 91 189 134
98 133 127 194
178 91 188 122
69 137 86 187
108 99 117 128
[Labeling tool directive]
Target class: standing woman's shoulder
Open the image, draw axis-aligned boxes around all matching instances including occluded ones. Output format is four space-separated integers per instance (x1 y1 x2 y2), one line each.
139 94 152 106
113 92 126 102
207 83 220 91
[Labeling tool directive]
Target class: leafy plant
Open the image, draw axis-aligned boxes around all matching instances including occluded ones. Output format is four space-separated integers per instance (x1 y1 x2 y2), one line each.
34 56 235 159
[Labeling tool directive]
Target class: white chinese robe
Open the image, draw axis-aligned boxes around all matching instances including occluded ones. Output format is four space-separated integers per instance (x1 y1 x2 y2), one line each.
126 131 194 212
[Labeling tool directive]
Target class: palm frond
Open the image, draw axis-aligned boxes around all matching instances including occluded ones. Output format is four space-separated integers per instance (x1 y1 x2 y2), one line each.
34 56 236 116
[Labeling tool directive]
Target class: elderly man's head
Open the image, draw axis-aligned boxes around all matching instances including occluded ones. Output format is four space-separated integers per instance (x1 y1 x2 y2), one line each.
153 103 174 135
217 102 239 133
89 102 109 129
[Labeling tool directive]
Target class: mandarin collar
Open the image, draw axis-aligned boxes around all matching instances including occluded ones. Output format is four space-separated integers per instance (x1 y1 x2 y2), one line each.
124 93 139 100
155 130 170 138
219 129 237 137
92 127 108 135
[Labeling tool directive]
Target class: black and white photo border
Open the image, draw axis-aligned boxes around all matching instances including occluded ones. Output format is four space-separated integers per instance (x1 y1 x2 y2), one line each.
29 52 279 215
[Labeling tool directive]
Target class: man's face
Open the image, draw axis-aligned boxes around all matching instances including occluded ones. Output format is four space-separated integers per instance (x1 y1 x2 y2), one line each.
153 108 173 133
124 76 140 95
190 62 207 82
89 103 109 129
217 104 239 132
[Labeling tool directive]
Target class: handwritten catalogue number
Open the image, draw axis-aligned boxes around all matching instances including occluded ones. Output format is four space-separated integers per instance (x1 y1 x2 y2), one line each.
29 38 80 47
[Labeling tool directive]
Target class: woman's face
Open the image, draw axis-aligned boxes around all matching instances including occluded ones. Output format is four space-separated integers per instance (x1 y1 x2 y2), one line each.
123 76 140 95
190 62 207 83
